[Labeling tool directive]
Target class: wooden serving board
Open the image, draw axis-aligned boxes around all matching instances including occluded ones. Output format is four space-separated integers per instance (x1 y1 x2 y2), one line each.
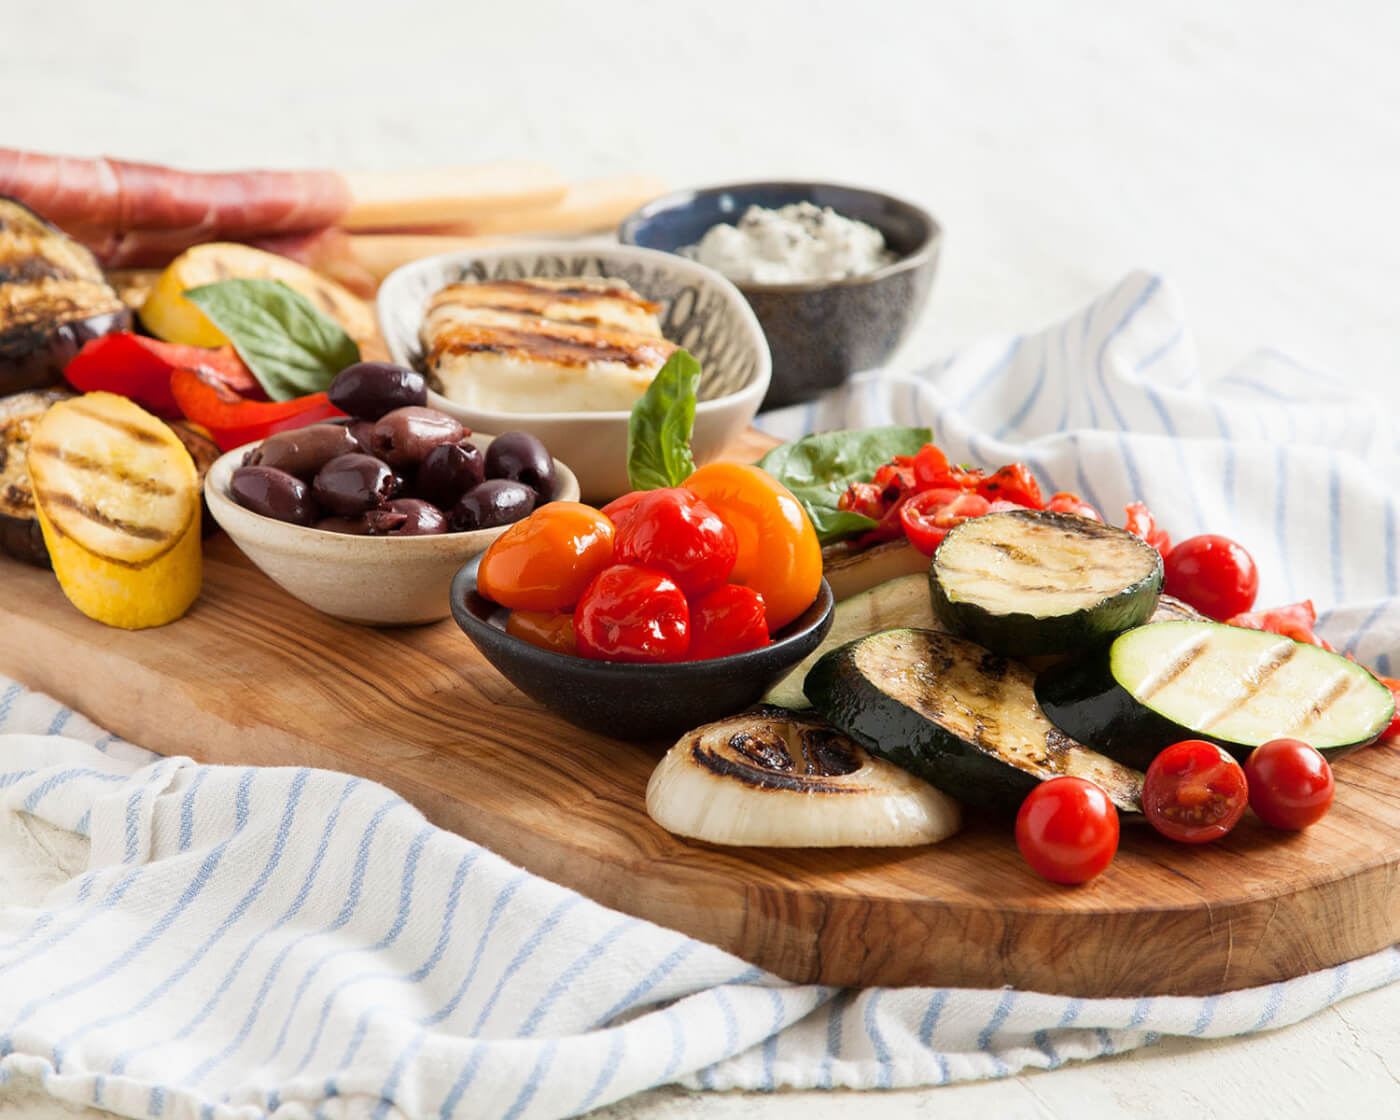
5 490 1400 998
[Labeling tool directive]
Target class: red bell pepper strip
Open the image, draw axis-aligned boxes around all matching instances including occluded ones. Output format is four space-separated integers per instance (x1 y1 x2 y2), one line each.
169 367 343 451
64 332 262 417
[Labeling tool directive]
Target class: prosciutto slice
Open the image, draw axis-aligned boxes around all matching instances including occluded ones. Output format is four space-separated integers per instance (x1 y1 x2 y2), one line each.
0 148 352 266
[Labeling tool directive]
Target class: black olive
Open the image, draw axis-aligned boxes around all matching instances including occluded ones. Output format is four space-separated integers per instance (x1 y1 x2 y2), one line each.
230 466 318 526
312 453 400 516
450 479 536 531
484 431 557 501
367 498 448 536
328 362 428 420
414 442 485 509
371 407 467 470
247 424 359 480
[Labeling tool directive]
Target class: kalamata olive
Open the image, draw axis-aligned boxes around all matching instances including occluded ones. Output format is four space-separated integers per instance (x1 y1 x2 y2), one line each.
312 453 400 516
367 498 448 536
328 362 427 420
314 515 375 535
450 479 537 531
230 466 317 526
345 419 377 455
247 424 359 480
484 431 556 501
414 442 485 508
371 407 466 470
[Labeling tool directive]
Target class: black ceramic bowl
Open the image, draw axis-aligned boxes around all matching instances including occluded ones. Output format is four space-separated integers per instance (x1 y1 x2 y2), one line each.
450 556 835 742
619 181 940 410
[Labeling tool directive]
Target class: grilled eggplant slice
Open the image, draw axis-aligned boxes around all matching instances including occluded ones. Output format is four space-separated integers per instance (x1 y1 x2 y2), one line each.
804 628 1145 815
1035 620 1395 769
0 197 131 395
929 509 1163 657
0 390 221 567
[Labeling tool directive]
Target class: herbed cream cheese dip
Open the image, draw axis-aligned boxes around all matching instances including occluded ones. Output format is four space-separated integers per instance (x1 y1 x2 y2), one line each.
679 201 895 285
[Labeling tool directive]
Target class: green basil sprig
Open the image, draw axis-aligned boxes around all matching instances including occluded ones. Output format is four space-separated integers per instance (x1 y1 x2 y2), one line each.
183 278 361 402
627 349 702 490
759 426 932 545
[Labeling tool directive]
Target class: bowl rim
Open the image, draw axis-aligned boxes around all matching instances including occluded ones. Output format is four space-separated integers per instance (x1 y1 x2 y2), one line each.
204 433 581 554
375 240 773 424
450 553 835 678
616 179 942 294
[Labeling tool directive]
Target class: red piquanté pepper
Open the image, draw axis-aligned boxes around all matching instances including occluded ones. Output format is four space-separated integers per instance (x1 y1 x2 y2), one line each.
64 332 262 418
169 367 343 451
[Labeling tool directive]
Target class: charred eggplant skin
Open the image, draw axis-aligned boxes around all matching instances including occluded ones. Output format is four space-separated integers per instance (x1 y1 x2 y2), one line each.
0 196 131 395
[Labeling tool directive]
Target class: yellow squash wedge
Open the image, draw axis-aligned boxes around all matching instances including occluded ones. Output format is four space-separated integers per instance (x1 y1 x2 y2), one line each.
27 392 201 629
140 242 377 349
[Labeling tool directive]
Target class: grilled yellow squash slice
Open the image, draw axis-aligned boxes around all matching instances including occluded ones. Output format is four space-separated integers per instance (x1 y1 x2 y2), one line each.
27 392 201 629
140 242 377 349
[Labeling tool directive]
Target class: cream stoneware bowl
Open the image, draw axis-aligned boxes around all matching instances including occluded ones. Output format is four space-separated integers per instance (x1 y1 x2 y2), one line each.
376 242 772 503
204 433 580 626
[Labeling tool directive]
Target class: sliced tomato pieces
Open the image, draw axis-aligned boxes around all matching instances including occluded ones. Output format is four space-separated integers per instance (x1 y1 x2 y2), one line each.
1045 492 1103 522
898 489 992 556
1227 600 1328 647
1142 740 1248 843
977 464 1044 509
1122 500 1172 558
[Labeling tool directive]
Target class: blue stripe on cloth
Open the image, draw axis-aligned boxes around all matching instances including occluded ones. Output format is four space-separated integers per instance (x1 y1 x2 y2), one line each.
760 989 785 1090
1136 324 1183 373
976 990 1018 1075
178 792 401 1087
518 917 640 1037
177 769 209 852
502 1038 558 1120
370 1027 426 1120
121 780 361 1099
55 772 307 1072
660 1004 686 1080
591 941 696 1029
470 896 583 1034
421 870 529 1028
863 990 892 1088
1190 995 1219 1035
695 986 741 1090
1329 455 1345 603
957 336 1022 408
278 823 435 1081
45 708 72 736
20 768 128 813
438 1043 486 1119
38 771 255 1070
1251 983 1285 1030
573 1029 630 1114
819 992 847 1089
1094 275 1161 432
0 682 22 727
994 336 1047 440
1273 445 1295 601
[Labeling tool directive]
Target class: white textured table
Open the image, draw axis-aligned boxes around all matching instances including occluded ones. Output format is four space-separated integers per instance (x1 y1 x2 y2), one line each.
4 0 1399 1115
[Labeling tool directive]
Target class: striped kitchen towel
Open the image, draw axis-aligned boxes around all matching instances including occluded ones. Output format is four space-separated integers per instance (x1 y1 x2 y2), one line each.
3 270 1399 1120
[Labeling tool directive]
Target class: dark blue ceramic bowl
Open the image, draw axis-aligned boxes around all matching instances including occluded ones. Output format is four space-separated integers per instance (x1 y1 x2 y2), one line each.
619 182 940 410
450 555 834 742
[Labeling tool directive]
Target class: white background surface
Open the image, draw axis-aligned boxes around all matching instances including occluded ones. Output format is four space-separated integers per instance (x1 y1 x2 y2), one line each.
4 0 1400 1116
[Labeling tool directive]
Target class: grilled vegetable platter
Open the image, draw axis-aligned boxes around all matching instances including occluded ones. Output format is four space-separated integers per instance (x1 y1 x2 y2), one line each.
4 187 1399 906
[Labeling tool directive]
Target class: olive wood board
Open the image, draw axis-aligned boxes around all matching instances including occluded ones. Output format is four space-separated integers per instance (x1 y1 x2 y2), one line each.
4 443 1400 996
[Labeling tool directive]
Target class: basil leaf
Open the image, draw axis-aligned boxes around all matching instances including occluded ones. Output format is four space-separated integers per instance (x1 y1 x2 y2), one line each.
184 278 360 402
627 349 701 490
758 425 932 545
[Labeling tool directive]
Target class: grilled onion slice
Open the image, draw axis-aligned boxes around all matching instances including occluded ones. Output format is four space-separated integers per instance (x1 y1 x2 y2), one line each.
645 706 962 848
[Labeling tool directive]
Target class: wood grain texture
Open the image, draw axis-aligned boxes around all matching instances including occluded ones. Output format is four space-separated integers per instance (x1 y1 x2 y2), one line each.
3 433 1399 997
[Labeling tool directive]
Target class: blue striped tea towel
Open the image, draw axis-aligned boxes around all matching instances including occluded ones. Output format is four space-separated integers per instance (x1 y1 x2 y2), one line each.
3 270 1400 1120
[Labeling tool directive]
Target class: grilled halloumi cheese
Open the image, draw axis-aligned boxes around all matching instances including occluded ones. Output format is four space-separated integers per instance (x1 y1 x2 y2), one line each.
421 278 677 412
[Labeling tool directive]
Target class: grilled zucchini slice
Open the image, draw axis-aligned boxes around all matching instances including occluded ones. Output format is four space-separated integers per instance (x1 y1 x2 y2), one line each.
804 628 1144 815
1035 620 1395 769
930 509 1162 657
28 391 201 628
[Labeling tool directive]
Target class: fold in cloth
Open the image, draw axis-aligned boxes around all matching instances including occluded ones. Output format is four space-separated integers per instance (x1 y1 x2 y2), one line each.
3 271 1397 1120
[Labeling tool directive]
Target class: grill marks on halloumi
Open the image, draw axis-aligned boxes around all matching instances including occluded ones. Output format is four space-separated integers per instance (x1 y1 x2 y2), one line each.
422 277 677 412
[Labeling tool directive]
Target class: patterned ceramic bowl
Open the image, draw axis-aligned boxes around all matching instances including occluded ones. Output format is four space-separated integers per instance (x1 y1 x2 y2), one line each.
376 243 772 502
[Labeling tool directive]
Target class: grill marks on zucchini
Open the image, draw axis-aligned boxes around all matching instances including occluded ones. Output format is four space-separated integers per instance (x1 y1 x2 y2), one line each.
929 510 1163 656
1037 620 1395 768
804 628 1144 814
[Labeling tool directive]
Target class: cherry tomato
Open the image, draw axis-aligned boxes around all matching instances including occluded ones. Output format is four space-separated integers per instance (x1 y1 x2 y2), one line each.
1142 740 1248 843
599 490 647 533
1228 600 1327 647
1244 738 1335 830
1045 492 1103 522
688 585 769 660
1122 501 1172 558
898 489 992 556
1164 535 1260 621
477 502 614 611
612 488 737 596
573 564 690 663
838 480 888 522
977 464 1044 509
1015 777 1119 884
683 462 822 633
505 610 577 655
